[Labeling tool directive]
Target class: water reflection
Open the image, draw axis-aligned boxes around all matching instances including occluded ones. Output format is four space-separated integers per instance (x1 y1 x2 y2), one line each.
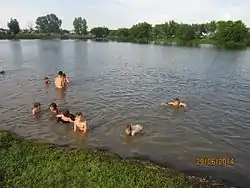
9 41 23 69
1 41 250 187
55 87 67 104
74 41 88 72
37 40 62 76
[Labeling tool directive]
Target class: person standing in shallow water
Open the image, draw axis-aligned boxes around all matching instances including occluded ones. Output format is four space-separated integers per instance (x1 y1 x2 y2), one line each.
55 71 65 89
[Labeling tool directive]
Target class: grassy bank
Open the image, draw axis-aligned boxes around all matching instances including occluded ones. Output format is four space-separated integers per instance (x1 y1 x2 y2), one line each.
0 131 224 188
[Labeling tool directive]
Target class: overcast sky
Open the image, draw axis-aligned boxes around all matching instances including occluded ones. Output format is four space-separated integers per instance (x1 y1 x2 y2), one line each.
0 0 249 30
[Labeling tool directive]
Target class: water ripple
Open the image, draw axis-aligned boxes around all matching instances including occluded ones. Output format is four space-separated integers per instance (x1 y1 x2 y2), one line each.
0 40 250 187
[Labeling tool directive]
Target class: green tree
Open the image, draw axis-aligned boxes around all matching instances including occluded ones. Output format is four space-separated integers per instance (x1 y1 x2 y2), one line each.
90 27 109 38
176 24 195 43
152 24 165 40
206 21 217 37
73 17 88 35
7 18 20 35
116 28 130 38
167 20 178 38
215 20 249 48
130 22 152 40
61 29 70 34
36 13 62 33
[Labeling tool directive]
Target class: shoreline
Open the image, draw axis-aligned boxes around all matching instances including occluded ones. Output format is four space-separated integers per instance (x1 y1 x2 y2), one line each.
0 36 249 50
0 130 240 188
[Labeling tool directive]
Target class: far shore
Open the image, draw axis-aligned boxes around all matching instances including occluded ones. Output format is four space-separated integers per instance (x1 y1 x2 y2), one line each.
1 35 250 50
0 130 239 188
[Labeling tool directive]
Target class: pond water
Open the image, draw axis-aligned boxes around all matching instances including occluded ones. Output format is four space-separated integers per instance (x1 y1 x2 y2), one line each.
0 40 250 187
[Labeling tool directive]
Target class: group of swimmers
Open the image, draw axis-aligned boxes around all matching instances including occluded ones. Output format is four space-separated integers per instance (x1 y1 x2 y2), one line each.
32 71 187 136
32 71 87 133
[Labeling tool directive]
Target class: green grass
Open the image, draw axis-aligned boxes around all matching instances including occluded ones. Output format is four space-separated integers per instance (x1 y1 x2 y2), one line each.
0 131 216 188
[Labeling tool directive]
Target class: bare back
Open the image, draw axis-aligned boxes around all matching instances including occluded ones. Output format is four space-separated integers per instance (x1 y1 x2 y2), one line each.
55 75 65 89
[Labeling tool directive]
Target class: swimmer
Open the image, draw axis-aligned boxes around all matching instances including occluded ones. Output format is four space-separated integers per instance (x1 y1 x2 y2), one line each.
32 102 41 115
74 112 87 133
55 71 65 89
56 109 75 124
49 103 58 114
161 98 187 108
125 124 143 136
0 70 5 75
63 73 70 84
44 76 50 84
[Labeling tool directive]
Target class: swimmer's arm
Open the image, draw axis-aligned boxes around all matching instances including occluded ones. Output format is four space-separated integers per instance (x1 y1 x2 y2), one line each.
68 117 74 123
32 109 36 115
66 78 70 84
56 114 62 118
161 102 169 106
161 101 174 106
73 122 77 132
167 101 175 105
82 121 87 133
180 102 187 107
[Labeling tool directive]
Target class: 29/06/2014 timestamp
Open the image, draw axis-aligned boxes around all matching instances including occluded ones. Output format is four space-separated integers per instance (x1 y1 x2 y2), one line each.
196 157 235 166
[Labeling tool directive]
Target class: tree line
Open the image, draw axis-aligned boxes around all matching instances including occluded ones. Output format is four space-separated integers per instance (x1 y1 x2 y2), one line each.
1 13 250 49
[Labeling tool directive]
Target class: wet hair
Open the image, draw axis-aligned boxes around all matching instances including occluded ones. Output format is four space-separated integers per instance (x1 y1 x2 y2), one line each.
33 102 41 108
44 76 49 80
58 71 63 76
126 124 132 130
75 112 85 121
70 114 75 121
175 98 180 101
62 109 70 117
49 103 57 110
75 112 83 117
63 73 66 77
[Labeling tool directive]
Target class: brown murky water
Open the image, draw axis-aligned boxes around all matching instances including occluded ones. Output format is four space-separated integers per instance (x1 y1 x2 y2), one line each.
0 40 250 187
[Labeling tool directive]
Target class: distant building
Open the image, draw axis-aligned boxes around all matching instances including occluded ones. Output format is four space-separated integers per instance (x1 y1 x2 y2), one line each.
0 28 8 34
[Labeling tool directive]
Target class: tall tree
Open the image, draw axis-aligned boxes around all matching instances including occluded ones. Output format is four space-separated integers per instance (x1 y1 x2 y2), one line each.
215 20 249 48
176 24 196 42
7 18 20 35
90 27 109 38
73 17 88 35
36 13 62 33
130 22 152 40
115 28 130 38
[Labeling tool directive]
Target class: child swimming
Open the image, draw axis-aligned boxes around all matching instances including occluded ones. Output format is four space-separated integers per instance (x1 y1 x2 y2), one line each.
63 73 70 84
44 76 50 84
161 98 187 108
56 109 75 124
125 124 143 136
32 102 41 115
49 103 58 114
74 112 87 133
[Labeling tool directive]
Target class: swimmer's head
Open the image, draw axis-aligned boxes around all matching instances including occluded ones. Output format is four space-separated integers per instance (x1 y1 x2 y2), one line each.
49 103 57 112
75 112 83 117
75 112 85 121
62 109 70 117
63 73 66 78
125 124 132 135
32 102 41 114
44 76 49 84
175 98 180 104
58 71 63 76
33 102 41 108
